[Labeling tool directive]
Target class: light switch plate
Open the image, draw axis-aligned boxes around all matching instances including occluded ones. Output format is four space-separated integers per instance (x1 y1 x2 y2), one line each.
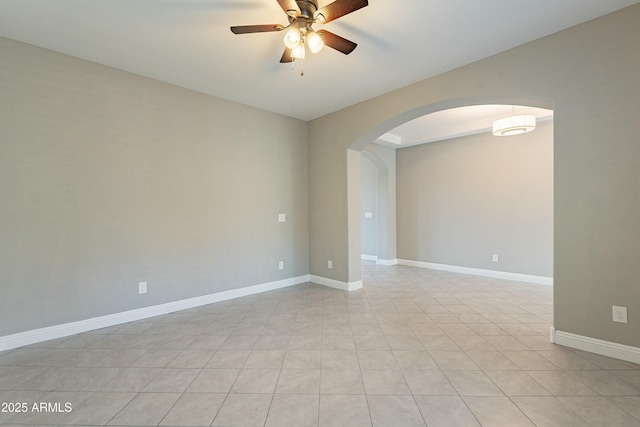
278 213 286 222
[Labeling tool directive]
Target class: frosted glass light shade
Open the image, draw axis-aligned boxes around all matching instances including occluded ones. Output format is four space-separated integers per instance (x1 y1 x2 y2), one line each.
291 44 305 59
492 114 536 136
307 31 324 53
283 28 301 49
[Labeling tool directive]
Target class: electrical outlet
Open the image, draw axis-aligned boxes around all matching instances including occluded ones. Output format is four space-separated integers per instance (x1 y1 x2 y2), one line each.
279 261 284 270
492 254 499 263
138 282 147 294
328 260 333 269
612 306 628 324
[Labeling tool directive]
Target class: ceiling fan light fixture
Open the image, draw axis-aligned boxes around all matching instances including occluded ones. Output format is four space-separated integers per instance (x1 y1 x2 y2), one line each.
291 43 306 59
230 0 369 63
283 27 301 49
307 30 324 53
492 114 536 136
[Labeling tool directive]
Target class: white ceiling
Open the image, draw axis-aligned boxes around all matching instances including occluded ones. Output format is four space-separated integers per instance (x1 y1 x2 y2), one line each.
0 0 638 121
375 105 553 149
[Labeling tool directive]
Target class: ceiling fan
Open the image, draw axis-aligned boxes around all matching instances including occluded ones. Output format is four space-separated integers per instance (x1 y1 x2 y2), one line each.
230 0 368 63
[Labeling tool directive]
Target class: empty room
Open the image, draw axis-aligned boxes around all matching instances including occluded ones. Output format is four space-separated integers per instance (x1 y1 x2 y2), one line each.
1 1 640 426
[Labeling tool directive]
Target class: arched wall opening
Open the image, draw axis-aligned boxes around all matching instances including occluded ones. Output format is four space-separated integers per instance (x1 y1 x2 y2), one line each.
307 8 640 357
347 96 554 287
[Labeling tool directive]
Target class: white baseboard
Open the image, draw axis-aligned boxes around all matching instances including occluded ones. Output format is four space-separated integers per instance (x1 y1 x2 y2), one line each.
309 275 363 292
361 254 378 262
396 259 553 286
0 275 309 352
347 280 364 291
376 259 398 266
551 327 640 365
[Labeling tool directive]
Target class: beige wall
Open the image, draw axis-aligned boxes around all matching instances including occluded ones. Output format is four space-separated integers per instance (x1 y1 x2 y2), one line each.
0 37 309 336
360 153 378 258
309 5 640 347
2 4 639 351
396 120 553 277
361 145 397 263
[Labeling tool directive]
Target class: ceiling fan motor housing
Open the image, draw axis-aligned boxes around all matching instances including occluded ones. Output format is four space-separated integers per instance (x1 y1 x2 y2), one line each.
296 0 319 19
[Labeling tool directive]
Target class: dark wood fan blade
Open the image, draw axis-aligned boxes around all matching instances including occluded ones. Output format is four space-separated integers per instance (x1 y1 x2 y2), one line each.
230 24 283 34
317 30 357 54
315 0 368 23
280 48 294 63
277 0 300 16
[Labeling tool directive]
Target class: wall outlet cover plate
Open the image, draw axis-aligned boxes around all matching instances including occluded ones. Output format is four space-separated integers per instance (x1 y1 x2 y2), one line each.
612 306 628 324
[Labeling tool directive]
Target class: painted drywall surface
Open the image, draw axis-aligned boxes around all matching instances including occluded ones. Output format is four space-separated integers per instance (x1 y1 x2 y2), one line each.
0 38 309 336
309 5 640 347
362 145 397 262
347 149 362 283
308 117 349 281
360 153 378 258
396 120 553 277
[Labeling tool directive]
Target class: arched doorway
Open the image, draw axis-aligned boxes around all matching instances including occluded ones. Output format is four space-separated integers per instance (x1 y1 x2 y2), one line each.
347 97 554 286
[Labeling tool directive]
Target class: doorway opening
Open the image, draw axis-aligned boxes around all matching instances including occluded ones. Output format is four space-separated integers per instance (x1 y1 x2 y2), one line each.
351 99 554 291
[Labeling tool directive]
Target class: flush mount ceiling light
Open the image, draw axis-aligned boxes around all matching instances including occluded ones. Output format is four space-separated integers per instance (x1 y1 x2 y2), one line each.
230 0 368 63
492 114 536 136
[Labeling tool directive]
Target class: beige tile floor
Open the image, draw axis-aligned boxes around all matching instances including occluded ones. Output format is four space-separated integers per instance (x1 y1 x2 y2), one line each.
1 262 639 426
